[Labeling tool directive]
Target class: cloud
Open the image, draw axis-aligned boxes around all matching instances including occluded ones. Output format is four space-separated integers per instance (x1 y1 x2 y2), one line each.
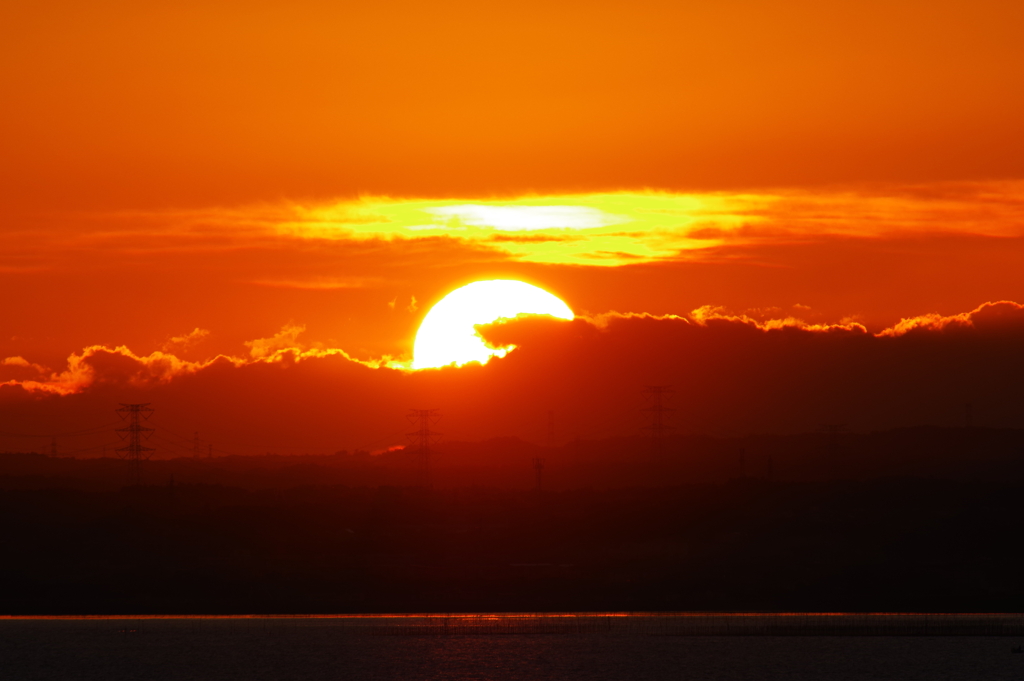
0 356 50 383
9 185 1024 319
162 328 211 352
488 233 585 243
247 277 374 290
425 205 628 232
878 312 974 337
469 301 1024 435
1 326 403 397
1 345 231 396
3 356 45 370
3 300 1024 454
245 324 308 359
687 306 869 334
877 301 1024 337
255 182 1024 267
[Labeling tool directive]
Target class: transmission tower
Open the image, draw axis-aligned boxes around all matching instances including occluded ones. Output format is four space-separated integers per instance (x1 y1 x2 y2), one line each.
116 403 155 485
407 408 441 487
821 423 846 456
642 385 674 456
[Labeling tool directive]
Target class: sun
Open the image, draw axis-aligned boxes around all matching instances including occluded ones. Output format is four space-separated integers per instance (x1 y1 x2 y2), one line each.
412 280 574 369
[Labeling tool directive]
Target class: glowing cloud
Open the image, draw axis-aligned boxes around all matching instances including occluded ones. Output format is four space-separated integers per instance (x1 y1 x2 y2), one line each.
425 205 627 231
58 182 1024 270
245 324 308 359
162 328 211 353
280 192 761 266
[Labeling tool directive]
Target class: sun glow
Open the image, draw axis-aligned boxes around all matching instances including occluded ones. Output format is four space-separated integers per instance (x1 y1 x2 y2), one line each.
412 280 574 369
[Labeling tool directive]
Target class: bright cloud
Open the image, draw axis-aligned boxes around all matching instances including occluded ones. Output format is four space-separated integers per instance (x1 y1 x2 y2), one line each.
424 205 628 231
245 324 308 359
15 182 1024 269
265 182 1024 266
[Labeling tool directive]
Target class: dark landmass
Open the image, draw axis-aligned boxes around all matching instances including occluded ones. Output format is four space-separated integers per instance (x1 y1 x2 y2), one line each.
4 426 1024 491
2 427 1023 615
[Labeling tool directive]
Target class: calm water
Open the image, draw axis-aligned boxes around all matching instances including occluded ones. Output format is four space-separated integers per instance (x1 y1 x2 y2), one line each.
3 617 1024 681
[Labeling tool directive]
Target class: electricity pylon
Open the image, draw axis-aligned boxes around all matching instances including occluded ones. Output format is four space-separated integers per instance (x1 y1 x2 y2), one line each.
407 408 441 487
116 403 155 485
820 423 846 456
642 385 673 457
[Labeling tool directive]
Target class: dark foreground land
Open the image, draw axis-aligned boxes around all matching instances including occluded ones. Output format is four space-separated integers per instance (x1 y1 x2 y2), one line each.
4 617 1024 681
2 471 1023 614
2 427 1024 615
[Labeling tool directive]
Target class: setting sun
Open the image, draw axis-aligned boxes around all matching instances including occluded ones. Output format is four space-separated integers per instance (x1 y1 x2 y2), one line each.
412 280 574 369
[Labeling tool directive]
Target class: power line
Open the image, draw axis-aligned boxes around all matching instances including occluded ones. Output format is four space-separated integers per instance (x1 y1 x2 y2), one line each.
153 423 409 459
61 441 123 456
150 421 336 454
150 434 197 455
1 440 123 457
0 422 121 438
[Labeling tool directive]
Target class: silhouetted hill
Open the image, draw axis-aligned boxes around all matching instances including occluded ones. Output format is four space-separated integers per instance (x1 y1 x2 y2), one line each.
3 426 1023 491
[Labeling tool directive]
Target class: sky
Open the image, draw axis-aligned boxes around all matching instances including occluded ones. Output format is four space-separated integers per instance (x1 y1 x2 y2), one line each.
2 0 1023 455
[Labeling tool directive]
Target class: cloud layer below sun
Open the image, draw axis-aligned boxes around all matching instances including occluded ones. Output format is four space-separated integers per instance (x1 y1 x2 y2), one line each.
4 299 1021 394
2 300 1023 457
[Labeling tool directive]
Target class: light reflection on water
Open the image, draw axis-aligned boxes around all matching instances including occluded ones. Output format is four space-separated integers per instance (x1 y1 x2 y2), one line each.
2 617 1023 681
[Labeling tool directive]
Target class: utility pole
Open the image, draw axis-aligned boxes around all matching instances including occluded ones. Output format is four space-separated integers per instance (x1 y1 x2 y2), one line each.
821 424 845 456
533 457 544 493
642 385 673 457
116 403 155 486
407 408 441 487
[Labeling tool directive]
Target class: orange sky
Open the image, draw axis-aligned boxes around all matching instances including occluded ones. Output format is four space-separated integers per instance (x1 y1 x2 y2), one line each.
3 0 1024 210
2 0 1024 452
